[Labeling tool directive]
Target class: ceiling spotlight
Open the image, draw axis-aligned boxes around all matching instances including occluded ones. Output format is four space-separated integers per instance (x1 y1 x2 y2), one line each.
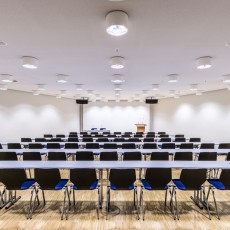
33 90 40 96
190 84 198 91
75 84 83 90
106 10 128 36
111 74 125 83
0 84 7 91
196 90 203 96
114 84 122 91
37 84 45 90
223 74 230 83
110 56 125 69
1 74 13 83
196 56 212 69
87 90 93 95
168 74 178 83
21 56 38 69
152 84 159 90
57 74 68 83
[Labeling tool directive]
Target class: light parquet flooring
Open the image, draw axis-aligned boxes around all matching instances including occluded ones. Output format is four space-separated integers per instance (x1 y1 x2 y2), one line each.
0 167 230 230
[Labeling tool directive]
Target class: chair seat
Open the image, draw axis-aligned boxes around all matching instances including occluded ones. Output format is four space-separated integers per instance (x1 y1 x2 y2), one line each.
208 179 226 190
141 180 169 190
173 179 202 191
54 179 69 190
72 180 98 190
21 179 35 190
110 183 134 190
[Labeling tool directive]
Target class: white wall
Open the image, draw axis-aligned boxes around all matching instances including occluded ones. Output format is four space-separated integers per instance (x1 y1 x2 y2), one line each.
153 89 230 142
84 102 150 132
0 90 79 142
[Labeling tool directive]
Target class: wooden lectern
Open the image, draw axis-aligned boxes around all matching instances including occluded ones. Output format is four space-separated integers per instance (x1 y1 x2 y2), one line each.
135 124 146 132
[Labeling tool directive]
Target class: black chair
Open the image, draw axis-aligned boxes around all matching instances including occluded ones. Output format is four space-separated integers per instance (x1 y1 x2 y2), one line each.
46 143 61 149
122 143 136 149
44 134 53 138
174 138 186 142
23 152 41 161
76 151 94 161
35 138 46 142
129 138 141 142
122 134 131 138
143 138 155 142
150 152 169 161
207 169 230 219
56 134 65 138
189 138 201 142
172 169 210 220
65 143 79 149
95 134 103 137
147 132 155 135
136 132 144 135
125 132 132 135
140 168 172 220
7 143 21 149
198 152 217 161
200 143 215 149
113 138 125 142
50 138 62 142
100 151 118 161
69 169 101 219
158 132 166 135
85 143 100 149
96 138 109 142
226 152 230 161
143 143 158 149
69 134 78 138
106 169 139 220
159 134 169 138
0 151 17 160
218 143 230 149
21 138 32 142
80 132 88 135
69 132 78 135
28 169 69 219
108 134 116 138
47 152 66 161
134 134 143 138
103 143 118 149
83 134 91 137
180 143 194 149
67 137 79 142
175 134 184 138
0 144 2 149
114 132 121 135
28 143 44 149
159 138 171 142
123 151 142 161
161 143 175 149
146 134 155 138
82 137 93 142
174 152 193 161
91 132 98 135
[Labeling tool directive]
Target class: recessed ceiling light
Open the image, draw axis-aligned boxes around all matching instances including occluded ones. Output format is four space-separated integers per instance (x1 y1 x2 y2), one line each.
110 56 125 69
37 84 45 90
0 41 7 46
190 84 198 91
60 90 67 96
87 90 93 95
75 84 83 90
21 56 38 69
152 84 159 90
0 84 7 91
33 90 40 96
168 74 178 83
57 74 68 83
1 74 13 83
223 74 230 83
106 11 128 36
196 56 212 69
111 74 125 83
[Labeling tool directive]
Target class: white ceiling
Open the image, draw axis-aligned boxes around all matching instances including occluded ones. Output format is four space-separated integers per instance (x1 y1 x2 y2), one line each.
0 0 230 100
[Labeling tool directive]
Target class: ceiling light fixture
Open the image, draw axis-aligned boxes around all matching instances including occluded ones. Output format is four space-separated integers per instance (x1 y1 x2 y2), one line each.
21 56 38 69
37 84 45 90
1 74 13 83
142 90 148 95
115 90 121 96
60 90 67 96
33 90 40 96
190 84 198 91
169 90 175 96
111 74 125 83
106 11 128 36
114 84 122 91
110 56 125 69
152 84 159 90
87 90 93 95
196 56 212 69
223 74 230 83
57 74 68 83
168 74 178 83
56 95 62 99
174 95 180 99
75 84 83 90
196 90 203 96
0 84 7 91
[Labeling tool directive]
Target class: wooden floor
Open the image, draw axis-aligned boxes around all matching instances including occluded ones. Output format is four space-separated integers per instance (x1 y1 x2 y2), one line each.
0 168 230 230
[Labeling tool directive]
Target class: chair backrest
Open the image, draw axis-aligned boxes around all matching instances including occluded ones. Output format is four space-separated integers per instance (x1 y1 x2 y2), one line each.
50 138 62 142
82 137 93 142
46 143 61 149
0 144 2 149
174 138 186 142
83 134 91 137
44 134 53 138
219 169 230 189
69 134 78 138
123 151 142 160
134 134 143 138
129 138 141 142
35 168 61 190
109 169 136 190
122 143 136 149
159 138 171 142
200 143 215 149
161 143 175 149
114 132 121 135
113 138 125 142
48 152 66 161
7 143 21 149
150 152 169 160
122 134 131 137
174 152 193 161
35 138 46 142
23 152 41 161
198 152 217 161
0 169 27 190
80 132 87 135
158 132 166 135
159 134 169 138
67 137 79 142
85 143 99 149
180 143 194 149
70 169 97 190
189 138 201 142
145 168 172 190
147 132 155 135
100 151 118 161
103 143 118 149
146 134 155 138
75 151 94 161
65 143 79 149
0 152 18 160
21 138 32 142
69 132 78 135
136 132 144 135
143 143 158 149
95 134 103 137
226 152 230 161
96 138 109 142
218 143 230 149
56 134 65 138
175 134 184 138
125 132 132 135
108 134 116 138
143 138 155 142
29 143 43 149
180 169 207 190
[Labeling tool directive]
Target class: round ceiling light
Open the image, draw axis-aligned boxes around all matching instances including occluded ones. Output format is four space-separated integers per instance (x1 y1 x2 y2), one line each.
168 74 178 83
57 74 68 83
196 56 212 69
223 74 230 83
110 56 125 69
106 11 128 36
37 84 45 91
190 84 198 91
33 90 40 96
114 84 122 91
111 74 125 83
75 84 83 90
152 84 159 90
0 84 7 91
1 74 13 83
22 56 38 69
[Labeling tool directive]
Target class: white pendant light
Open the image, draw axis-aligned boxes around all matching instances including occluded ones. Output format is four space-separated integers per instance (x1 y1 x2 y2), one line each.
152 84 159 90
106 11 128 36
223 74 230 83
196 56 212 69
21 56 38 69
111 74 125 83
168 74 178 83
57 74 68 83
190 84 198 91
110 56 125 69
0 84 7 91
1 74 13 83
